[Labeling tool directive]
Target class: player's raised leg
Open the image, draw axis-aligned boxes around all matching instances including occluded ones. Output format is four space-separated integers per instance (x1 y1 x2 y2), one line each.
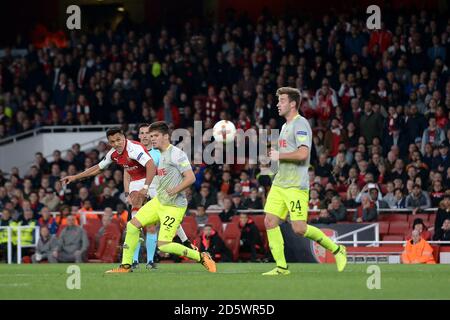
176 224 199 251
156 200 216 273
289 189 347 272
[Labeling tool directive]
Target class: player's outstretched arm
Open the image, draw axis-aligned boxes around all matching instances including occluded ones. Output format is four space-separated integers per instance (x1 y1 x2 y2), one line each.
166 170 196 197
60 164 102 186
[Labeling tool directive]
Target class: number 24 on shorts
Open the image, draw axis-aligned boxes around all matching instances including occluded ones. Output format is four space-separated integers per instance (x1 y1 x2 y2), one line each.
290 200 301 213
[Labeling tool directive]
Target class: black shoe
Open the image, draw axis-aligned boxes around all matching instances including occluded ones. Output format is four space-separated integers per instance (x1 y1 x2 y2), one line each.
131 261 139 269
146 262 157 270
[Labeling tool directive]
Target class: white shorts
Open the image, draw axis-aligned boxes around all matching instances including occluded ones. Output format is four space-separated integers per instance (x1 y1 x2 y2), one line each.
129 178 146 193
129 178 157 199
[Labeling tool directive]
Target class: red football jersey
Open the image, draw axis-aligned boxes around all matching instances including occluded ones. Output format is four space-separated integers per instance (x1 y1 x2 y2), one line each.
98 139 152 181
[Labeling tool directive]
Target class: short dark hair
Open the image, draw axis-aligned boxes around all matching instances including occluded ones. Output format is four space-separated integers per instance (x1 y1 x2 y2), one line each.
276 87 302 109
138 123 150 131
106 127 123 138
149 121 170 135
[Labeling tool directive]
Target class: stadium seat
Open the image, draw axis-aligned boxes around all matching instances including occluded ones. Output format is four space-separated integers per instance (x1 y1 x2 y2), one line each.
95 224 122 262
222 222 241 261
389 221 410 235
431 245 440 263
251 215 265 233
381 235 404 247
407 213 429 223
182 216 198 229
378 221 389 236
429 214 436 226
379 214 408 222
231 215 240 224
56 224 67 237
181 221 198 241
250 215 269 253
206 214 224 237
83 219 103 259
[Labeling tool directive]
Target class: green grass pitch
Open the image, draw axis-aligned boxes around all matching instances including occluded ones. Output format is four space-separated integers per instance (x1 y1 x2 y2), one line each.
0 263 449 300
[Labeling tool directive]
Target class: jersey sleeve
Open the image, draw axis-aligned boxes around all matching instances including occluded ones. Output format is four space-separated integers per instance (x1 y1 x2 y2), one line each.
293 119 312 149
98 149 114 170
172 148 191 173
129 144 153 167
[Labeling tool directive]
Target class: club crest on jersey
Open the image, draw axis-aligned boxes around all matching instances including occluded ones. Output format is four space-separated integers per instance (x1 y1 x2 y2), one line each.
296 130 308 142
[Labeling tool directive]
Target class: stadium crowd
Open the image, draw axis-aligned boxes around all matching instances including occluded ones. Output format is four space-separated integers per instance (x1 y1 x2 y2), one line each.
1 8 450 262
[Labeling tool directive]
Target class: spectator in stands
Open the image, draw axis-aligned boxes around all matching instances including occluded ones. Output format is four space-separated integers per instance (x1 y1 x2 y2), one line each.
309 188 321 210
20 208 38 248
207 191 225 210
98 187 119 209
327 196 347 222
49 214 89 263
311 208 336 224
40 187 61 211
406 218 432 241
392 188 407 209
353 194 378 222
406 184 432 213
382 182 396 208
243 188 263 210
219 197 236 222
344 184 360 209
231 193 247 211
421 116 446 153
199 224 231 262
37 206 58 235
0 209 12 262
194 205 208 227
238 213 263 262
193 185 216 209
434 196 450 234
32 226 57 263
433 218 450 244
401 230 436 264
430 179 446 207
432 143 450 172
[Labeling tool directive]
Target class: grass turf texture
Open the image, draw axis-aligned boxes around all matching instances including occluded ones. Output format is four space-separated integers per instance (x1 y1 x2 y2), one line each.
0 263 449 300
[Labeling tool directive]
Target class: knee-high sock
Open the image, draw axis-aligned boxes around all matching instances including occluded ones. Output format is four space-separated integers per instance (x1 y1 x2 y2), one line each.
176 225 188 242
146 232 158 263
159 242 201 262
266 226 287 269
131 207 140 262
122 221 140 265
304 224 339 253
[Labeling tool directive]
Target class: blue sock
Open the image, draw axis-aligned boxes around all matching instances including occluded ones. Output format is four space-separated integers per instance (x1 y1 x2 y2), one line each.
133 244 140 263
146 233 158 264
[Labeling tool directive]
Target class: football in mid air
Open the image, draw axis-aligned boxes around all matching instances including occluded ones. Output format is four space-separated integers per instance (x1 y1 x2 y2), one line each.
213 120 237 144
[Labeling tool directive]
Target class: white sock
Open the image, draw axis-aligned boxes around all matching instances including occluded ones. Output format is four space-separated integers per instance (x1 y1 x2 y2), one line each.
176 225 188 242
